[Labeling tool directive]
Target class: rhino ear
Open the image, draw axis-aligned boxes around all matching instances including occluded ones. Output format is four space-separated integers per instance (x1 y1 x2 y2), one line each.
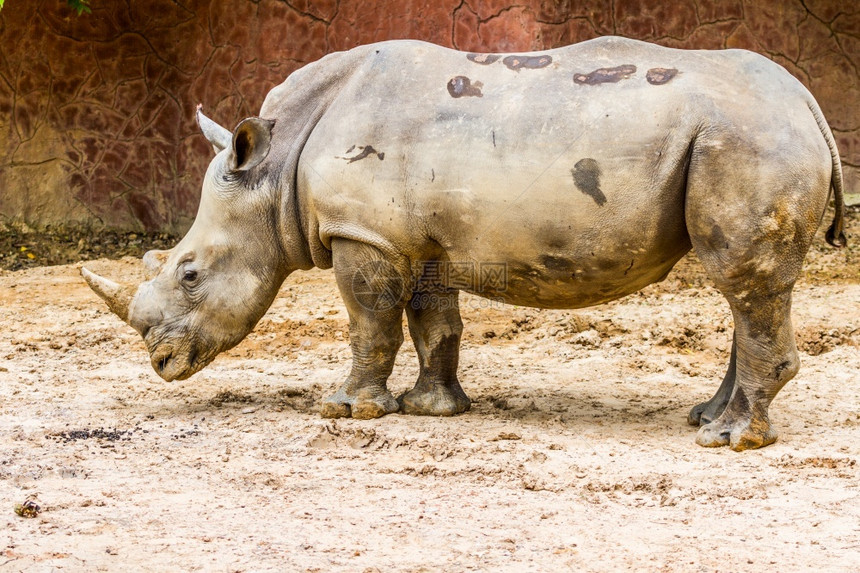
196 104 232 154
228 117 276 172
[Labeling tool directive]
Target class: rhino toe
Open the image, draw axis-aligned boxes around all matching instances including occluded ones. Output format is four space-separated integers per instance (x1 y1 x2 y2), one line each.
398 381 471 417
695 423 731 448
695 412 778 451
350 394 399 419
320 388 398 420
320 400 352 419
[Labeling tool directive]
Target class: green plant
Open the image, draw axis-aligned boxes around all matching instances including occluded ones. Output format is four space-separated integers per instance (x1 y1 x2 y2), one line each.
67 0 91 15
0 0 91 14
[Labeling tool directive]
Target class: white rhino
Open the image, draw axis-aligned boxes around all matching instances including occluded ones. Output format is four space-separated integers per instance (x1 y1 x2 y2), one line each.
83 37 846 451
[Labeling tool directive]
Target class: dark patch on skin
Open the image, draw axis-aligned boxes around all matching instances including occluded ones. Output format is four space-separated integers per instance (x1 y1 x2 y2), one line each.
338 145 385 163
596 258 616 271
509 263 541 278
426 333 460 379
237 163 271 194
537 224 568 251
625 259 634 275
546 238 566 250
447 76 484 98
710 225 730 249
571 158 607 206
503 55 552 71
540 255 575 273
431 168 435 182
573 64 637 85
492 130 496 147
733 386 751 419
467 53 501 65
646 67 678 85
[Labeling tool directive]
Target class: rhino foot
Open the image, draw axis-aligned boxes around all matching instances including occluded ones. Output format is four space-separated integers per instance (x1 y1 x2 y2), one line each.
320 389 399 420
695 411 778 451
398 381 471 417
687 396 729 427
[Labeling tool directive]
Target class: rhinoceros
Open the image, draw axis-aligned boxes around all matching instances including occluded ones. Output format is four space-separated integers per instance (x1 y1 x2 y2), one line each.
82 37 846 451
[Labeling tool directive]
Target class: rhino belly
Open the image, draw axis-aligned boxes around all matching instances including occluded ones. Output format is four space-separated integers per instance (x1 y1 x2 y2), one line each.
465 249 688 309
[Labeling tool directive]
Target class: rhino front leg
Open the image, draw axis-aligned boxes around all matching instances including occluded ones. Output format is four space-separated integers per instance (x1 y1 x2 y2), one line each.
688 333 736 426
398 289 471 416
320 239 408 420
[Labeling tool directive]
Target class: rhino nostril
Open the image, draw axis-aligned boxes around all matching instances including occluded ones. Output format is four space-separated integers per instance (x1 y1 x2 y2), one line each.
158 354 171 373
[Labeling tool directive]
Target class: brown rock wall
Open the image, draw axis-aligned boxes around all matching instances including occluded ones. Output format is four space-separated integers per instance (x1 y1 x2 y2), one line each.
0 0 856 232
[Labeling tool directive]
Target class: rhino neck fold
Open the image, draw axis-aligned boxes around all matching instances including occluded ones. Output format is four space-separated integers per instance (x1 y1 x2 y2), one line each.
261 47 375 274
278 180 316 272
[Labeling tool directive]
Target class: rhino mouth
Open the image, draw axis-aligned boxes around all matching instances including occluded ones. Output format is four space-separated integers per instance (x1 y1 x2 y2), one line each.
150 344 207 382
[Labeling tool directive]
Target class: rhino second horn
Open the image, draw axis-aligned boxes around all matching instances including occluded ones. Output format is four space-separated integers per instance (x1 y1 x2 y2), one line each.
81 267 134 323
143 249 170 278
196 104 232 153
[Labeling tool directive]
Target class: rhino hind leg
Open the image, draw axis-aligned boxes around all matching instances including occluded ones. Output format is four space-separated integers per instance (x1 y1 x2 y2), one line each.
683 130 829 449
688 334 736 426
398 289 471 416
694 289 798 451
689 240 804 450
320 240 408 420
686 217 811 449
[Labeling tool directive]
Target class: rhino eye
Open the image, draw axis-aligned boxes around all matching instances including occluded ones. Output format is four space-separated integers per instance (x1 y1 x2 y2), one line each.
182 270 198 283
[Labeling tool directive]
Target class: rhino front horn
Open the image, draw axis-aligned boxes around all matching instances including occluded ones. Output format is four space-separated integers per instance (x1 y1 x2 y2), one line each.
81 267 134 323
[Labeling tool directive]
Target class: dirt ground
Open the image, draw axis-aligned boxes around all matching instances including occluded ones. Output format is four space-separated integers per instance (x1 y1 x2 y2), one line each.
1 212 859 572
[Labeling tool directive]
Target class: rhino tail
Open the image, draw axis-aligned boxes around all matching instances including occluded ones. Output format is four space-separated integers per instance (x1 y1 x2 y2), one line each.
807 99 847 248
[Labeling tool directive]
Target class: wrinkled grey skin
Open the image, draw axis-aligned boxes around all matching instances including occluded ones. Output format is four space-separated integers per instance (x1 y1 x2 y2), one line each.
83 37 846 451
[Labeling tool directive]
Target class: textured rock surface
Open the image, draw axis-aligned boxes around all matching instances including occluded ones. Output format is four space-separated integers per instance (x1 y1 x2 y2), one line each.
0 0 857 231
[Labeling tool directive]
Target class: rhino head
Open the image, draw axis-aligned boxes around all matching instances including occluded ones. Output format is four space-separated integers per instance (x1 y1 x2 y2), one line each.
82 107 292 381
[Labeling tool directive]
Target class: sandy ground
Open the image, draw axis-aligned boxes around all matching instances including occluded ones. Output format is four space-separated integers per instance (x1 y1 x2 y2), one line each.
1 222 859 571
